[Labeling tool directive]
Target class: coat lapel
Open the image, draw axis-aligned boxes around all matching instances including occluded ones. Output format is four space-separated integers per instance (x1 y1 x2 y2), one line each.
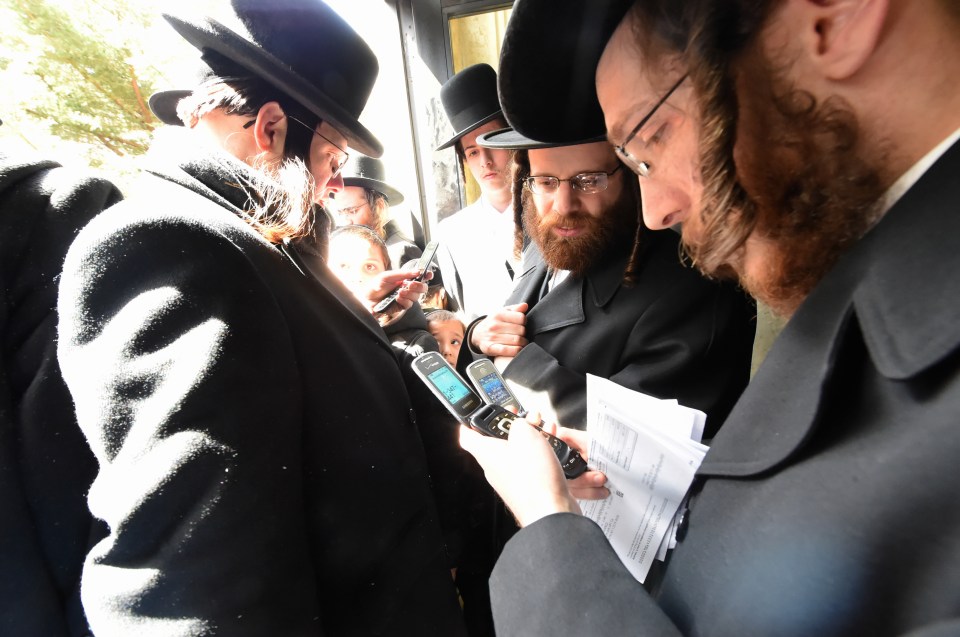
287 242 395 350
517 243 630 336
700 139 960 478
506 242 548 307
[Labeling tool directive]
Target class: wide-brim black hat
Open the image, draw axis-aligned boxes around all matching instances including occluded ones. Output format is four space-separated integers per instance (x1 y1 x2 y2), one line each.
148 90 192 126
163 0 383 157
476 127 606 150
148 61 219 127
498 0 632 144
436 63 503 151
342 155 404 206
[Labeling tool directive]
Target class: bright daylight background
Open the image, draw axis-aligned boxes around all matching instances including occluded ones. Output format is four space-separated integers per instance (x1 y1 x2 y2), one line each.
0 0 421 225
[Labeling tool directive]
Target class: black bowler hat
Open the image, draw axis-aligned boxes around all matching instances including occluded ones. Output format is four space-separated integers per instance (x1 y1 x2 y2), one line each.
149 90 192 126
436 63 503 151
498 0 632 144
342 156 404 206
162 0 383 157
148 61 218 126
477 127 606 150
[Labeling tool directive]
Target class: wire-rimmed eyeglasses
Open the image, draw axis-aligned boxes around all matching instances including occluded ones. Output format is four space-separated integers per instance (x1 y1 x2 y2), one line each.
243 115 349 177
337 202 369 217
613 74 687 178
524 164 623 195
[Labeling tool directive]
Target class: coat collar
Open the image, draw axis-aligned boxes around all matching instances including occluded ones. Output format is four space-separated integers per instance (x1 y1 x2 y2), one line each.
0 153 59 191
700 139 960 478
508 240 630 335
143 134 395 352
284 240 394 349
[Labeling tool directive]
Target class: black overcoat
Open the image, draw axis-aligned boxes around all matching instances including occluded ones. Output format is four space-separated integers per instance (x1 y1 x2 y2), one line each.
487 140 960 636
0 153 122 637
383 218 421 269
497 229 756 437
56 145 466 636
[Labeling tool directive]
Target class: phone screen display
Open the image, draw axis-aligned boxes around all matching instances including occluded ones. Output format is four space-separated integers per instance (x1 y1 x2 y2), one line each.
478 371 512 404
427 366 471 404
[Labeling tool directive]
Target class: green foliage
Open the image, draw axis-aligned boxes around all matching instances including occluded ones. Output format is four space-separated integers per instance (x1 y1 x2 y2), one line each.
1 0 161 162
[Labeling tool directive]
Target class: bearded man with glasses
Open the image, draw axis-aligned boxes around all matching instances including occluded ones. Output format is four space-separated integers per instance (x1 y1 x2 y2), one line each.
464 128 756 441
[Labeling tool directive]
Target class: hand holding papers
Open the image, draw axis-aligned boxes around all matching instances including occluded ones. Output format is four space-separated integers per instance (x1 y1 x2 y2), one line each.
579 375 708 583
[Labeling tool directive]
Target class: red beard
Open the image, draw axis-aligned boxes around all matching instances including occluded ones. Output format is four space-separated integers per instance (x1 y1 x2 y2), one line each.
691 51 887 317
523 183 639 275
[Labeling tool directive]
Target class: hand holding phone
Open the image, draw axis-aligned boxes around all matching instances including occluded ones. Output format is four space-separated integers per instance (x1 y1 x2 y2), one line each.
373 240 439 313
412 352 587 478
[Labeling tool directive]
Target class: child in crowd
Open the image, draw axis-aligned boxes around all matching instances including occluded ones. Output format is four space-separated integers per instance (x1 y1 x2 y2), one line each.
327 224 391 302
426 309 466 367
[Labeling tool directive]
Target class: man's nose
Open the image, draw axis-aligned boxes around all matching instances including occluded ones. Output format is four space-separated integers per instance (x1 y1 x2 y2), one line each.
552 181 580 216
319 172 344 203
639 177 684 230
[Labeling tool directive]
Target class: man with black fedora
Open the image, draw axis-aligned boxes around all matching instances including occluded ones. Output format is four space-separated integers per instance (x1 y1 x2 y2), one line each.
334 154 422 268
467 127 755 439
435 63 518 321
458 0 960 635
56 1 467 634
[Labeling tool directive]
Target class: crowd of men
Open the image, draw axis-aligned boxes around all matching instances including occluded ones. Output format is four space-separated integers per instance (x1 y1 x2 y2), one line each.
2 0 957 635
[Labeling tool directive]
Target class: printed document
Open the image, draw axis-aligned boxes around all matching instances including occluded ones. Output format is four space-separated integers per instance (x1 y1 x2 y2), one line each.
579 375 708 582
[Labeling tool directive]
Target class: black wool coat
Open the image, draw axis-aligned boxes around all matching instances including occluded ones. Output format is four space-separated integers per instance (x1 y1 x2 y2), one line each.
383 219 421 269
497 229 756 438
0 152 122 637
56 143 466 636
487 141 960 636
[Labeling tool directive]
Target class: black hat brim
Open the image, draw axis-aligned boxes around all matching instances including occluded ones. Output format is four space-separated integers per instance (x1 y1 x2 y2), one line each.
476 127 606 150
342 177 404 206
163 13 383 157
148 90 192 126
435 109 503 151
498 0 632 144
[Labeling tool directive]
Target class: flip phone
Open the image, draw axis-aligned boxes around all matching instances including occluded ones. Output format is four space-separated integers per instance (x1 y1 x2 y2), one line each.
465 359 524 415
372 240 439 313
412 352 587 479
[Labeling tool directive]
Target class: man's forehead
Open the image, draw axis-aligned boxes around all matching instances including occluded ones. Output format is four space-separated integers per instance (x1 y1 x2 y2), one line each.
337 186 367 203
596 19 666 142
528 142 617 172
319 121 349 148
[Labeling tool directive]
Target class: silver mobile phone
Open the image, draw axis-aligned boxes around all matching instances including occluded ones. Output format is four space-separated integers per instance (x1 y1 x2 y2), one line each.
411 352 587 479
465 359 524 415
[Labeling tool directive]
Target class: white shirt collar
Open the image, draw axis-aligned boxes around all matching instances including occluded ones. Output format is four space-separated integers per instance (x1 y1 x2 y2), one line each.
878 126 960 216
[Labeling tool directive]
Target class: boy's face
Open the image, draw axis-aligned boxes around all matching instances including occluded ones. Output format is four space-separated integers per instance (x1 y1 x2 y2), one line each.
458 119 512 201
429 319 465 366
328 234 387 297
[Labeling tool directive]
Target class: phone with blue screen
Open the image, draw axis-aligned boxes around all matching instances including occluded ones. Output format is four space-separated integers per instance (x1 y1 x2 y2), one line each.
411 352 587 478
465 359 524 415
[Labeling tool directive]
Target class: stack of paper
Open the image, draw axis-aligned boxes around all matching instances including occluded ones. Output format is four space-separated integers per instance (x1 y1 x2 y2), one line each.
579 375 709 583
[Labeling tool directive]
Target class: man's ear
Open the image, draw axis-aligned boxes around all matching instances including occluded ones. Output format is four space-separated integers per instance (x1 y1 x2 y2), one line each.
250 101 287 155
793 0 889 80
